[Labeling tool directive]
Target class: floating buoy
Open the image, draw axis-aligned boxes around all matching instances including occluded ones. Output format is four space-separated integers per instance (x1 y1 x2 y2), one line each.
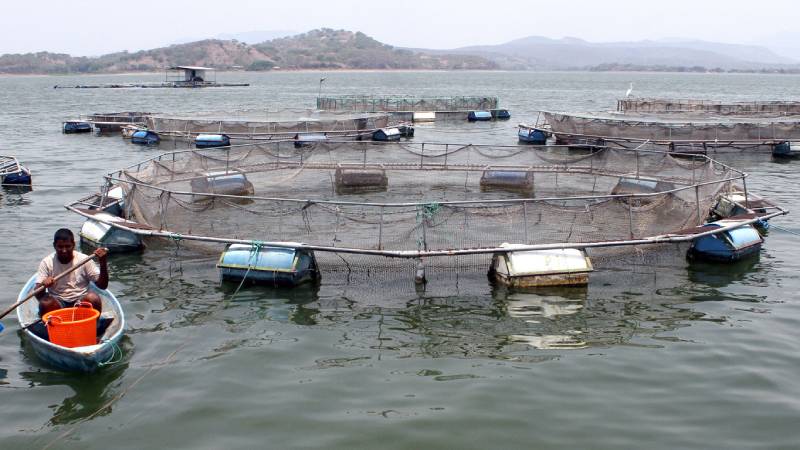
195 134 231 148
489 245 593 287
217 243 319 286
688 220 763 262
79 213 143 252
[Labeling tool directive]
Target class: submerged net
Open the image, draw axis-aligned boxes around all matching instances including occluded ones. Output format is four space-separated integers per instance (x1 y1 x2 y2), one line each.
316 96 498 112
108 141 742 266
545 111 800 141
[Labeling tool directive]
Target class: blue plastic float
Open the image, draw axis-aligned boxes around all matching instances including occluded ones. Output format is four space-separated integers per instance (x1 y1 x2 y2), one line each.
217 243 319 286
195 134 231 148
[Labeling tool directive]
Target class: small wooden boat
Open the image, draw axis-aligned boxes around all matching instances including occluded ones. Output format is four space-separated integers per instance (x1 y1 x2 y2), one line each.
16 275 124 372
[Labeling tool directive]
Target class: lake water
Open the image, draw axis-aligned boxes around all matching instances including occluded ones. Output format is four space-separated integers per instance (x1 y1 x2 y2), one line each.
1 71 799 449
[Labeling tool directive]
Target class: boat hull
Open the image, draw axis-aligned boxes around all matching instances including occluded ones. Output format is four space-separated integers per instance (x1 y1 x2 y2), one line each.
16 275 124 372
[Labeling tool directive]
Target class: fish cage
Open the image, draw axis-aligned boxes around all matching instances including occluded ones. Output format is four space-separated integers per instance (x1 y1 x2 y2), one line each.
65 140 786 280
617 98 800 116
85 112 152 132
543 111 800 143
144 109 391 143
316 96 498 113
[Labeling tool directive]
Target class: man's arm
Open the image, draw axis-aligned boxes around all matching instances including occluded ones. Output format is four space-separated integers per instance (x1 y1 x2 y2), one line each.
34 258 54 300
94 248 109 290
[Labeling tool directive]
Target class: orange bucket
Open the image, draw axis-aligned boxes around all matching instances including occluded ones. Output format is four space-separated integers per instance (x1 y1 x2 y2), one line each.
43 302 99 348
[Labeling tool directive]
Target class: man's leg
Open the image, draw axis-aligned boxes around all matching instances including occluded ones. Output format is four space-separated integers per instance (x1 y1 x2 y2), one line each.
38 296 61 317
81 292 103 313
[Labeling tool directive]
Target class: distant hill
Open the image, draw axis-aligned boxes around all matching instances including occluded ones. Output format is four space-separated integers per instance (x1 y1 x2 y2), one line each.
173 30 298 45
450 36 800 70
0 29 497 74
0 29 798 74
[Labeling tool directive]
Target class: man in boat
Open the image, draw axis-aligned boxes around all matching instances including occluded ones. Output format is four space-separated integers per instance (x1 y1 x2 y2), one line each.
35 228 108 317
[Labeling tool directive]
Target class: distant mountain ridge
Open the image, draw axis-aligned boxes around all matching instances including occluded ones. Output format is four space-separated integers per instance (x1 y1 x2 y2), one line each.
452 36 798 70
0 29 797 74
0 29 497 74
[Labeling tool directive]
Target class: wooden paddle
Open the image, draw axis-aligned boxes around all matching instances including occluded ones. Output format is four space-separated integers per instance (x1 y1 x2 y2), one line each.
0 253 99 321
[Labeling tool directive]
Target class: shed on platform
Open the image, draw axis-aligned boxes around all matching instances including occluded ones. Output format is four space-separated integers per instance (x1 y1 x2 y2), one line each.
166 66 217 84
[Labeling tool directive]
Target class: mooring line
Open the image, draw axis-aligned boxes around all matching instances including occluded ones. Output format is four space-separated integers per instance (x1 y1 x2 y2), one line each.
769 223 800 237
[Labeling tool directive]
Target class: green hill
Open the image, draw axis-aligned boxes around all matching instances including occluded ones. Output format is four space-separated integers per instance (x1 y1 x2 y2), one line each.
0 29 497 74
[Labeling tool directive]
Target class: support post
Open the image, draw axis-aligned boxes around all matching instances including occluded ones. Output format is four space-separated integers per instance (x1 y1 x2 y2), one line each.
523 201 529 244
695 185 702 223
628 198 634 239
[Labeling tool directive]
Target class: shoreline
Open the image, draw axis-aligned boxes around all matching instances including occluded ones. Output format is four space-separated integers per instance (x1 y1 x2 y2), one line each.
2 68 800 77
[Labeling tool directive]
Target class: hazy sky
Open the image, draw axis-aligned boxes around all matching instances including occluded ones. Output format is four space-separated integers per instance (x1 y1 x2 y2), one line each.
4 0 799 56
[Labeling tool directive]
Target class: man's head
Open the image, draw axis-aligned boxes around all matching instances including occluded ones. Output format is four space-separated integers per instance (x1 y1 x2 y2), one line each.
53 228 75 264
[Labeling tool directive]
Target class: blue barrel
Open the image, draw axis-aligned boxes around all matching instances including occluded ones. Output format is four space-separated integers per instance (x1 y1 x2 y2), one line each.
518 128 547 145
195 134 231 148
468 111 492 121
131 130 160 145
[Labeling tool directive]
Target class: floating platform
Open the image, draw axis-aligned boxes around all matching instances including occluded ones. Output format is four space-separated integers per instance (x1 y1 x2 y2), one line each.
54 82 249 89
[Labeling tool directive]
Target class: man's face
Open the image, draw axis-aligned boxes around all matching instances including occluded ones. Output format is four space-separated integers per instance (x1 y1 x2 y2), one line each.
54 239 75 264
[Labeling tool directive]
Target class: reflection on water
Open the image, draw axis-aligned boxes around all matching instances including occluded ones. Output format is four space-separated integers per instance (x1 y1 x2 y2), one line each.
17 338 130 426
497 285 588 349
1 185 33 207
687 254 760 288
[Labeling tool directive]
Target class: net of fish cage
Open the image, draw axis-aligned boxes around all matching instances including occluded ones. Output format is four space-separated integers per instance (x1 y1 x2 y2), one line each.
544 111 800 142
145 110 391 141
316 96 498 112
617 98 800 116
82 140 755 273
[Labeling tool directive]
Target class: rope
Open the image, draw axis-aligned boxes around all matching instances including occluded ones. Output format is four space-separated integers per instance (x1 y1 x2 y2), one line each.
768 223 800 237
97 339 123 367
229 240 265 301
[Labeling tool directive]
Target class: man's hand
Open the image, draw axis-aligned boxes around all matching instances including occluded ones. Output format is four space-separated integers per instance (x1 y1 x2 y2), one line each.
42 276 55 288
94 247 108 261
